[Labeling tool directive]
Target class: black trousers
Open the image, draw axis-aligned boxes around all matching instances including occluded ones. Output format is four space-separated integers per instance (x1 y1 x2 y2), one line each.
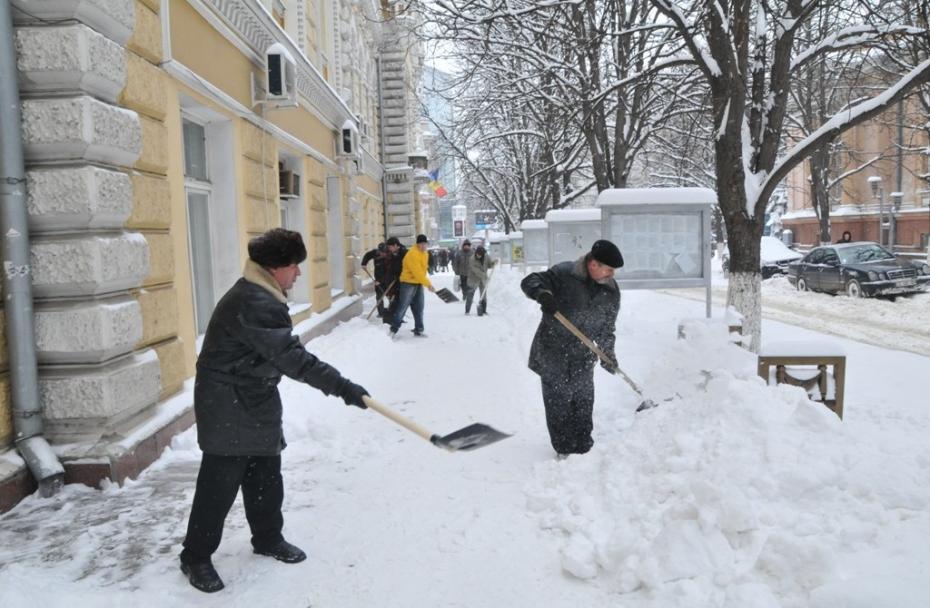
540 369 595 455
181 453 284 563
375 283 388 318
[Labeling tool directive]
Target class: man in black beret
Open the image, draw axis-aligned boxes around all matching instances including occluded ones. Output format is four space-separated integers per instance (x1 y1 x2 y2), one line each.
179 228 371 593
520 239 623 457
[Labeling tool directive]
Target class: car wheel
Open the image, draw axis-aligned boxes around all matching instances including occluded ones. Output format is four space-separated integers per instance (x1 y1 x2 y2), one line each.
846 279 864 298
797 277 809 292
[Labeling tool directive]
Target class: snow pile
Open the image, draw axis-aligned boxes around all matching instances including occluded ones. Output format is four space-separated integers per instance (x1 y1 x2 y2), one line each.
526 328 930 607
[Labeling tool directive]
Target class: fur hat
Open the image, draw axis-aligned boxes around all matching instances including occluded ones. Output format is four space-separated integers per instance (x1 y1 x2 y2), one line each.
590 239 623 268
248 228 307 268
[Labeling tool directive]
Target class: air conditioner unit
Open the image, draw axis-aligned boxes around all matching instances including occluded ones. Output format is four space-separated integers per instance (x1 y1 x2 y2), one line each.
266 43 296 100
338 120 360 159
279 170 300 198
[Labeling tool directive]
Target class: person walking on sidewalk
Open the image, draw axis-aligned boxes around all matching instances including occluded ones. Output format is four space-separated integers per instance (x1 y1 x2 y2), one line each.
180 228 370 593
465 245 495 316
389 234 435 338
452 239 473 300
520 240 623 457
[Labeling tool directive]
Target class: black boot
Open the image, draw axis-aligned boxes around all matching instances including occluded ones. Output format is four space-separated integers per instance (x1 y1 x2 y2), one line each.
180 559 225 593
253 539 307 563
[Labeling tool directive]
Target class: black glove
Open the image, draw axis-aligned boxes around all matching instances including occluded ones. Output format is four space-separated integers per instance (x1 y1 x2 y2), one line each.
537 291 557 315
601 352 618 373
340 381 369 409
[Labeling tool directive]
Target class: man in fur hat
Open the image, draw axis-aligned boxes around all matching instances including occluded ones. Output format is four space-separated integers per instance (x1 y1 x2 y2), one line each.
180 228 370 593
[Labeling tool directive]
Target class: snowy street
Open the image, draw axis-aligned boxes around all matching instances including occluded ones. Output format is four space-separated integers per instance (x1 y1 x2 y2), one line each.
2 268 930 607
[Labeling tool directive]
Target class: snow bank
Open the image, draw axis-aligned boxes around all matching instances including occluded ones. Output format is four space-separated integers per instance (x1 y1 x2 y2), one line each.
525 327 930 606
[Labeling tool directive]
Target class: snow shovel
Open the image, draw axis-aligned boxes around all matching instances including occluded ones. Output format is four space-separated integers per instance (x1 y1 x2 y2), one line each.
367 279 396 321
434 287 459 303
552 312 659 412
478 266 495 313
362 396 511 451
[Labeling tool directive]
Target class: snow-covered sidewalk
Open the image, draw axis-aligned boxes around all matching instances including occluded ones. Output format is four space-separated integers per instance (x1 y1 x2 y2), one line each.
1 268 929 608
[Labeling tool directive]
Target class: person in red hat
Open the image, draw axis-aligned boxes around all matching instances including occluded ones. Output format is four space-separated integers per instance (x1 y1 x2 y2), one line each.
520 239 623 457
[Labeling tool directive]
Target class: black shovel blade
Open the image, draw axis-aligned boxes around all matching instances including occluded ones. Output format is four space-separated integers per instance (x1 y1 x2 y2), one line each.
635 399 659 412
435 288 460 303
431 423 511 451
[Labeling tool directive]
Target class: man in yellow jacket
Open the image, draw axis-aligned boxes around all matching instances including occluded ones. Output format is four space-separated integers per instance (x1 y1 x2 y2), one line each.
389 234 435 338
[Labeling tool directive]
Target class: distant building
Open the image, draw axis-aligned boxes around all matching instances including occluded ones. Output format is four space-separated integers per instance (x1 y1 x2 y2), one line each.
782 101 930 253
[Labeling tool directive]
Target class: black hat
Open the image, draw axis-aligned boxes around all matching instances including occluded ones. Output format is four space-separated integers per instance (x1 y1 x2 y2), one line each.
590 239 623 268
386 237 401 247
416 234 428 244
462 240 471 247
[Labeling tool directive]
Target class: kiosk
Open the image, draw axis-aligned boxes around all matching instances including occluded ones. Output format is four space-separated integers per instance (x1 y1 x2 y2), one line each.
520 219 548 269
545 208 602 266
508 231 523 265
597 187 715 316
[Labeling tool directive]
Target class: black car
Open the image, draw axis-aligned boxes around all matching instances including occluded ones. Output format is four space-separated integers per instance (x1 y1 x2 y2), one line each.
787 242 930 297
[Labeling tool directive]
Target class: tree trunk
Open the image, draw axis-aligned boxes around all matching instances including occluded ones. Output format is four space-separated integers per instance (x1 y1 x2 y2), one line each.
717 133 764 352
809 145 832 244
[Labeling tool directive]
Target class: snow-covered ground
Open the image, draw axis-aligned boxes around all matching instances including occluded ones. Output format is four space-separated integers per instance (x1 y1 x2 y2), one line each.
2 267 929 607
671 259 930 357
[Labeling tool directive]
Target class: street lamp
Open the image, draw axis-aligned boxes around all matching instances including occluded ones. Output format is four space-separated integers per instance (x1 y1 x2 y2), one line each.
889 191 903 252
867 176 884 247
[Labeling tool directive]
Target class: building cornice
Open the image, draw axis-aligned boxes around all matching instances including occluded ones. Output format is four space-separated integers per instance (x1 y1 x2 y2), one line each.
187 0 357 130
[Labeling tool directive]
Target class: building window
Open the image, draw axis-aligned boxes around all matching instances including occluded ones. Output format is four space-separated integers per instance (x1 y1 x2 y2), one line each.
182 118 216 334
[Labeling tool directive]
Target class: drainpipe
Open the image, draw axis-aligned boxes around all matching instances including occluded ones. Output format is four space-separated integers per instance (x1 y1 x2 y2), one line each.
377 54 388 241
0 1 65 497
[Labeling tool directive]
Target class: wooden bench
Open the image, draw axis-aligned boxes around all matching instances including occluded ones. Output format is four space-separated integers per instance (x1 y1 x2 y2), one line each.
758 341 846 419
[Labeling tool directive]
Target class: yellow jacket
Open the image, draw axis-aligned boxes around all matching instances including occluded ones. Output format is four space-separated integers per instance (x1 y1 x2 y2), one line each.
399 247 432 288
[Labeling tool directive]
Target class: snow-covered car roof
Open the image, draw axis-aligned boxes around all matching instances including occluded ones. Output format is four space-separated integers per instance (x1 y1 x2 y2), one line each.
724 236 802 264
761 236 802 263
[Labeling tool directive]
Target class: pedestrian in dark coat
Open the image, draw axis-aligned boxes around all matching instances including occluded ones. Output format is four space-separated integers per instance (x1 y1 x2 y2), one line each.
520 240 623 456
452 240 473 294
180 228 370 593
382 237 405 321
464 245 495 316
362 242 390 318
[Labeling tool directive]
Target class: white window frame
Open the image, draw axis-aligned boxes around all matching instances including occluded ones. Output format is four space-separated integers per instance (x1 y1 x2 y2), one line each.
180 101 241 337
326 175 345 295
182 117 216 335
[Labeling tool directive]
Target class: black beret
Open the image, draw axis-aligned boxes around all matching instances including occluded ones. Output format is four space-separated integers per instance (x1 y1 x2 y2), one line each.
590 239 623 268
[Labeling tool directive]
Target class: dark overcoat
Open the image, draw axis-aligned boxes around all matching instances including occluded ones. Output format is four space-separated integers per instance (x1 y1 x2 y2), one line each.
194 261 348 456
520 257 620 376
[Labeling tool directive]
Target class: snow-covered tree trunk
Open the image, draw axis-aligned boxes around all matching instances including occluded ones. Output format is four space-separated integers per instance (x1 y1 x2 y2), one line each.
727 271 762 352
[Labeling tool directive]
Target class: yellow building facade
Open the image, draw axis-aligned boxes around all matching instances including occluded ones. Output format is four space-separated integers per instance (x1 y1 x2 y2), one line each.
1 0 415 511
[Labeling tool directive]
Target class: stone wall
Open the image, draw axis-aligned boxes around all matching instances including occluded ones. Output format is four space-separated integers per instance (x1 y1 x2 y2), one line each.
8 0 172 447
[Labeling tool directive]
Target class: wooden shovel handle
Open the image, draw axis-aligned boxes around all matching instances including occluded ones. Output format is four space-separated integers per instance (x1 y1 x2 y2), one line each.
553 312 645 396
362 395 435 443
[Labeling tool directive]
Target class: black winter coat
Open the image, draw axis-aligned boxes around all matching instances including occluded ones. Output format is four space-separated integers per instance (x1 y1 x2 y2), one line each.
383 245 406 292
194 261 349 456
361 247 388 282
521 257 620 376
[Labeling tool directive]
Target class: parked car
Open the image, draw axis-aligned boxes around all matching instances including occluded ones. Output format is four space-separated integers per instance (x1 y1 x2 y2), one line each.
787 241 930 297
722 236 803 279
